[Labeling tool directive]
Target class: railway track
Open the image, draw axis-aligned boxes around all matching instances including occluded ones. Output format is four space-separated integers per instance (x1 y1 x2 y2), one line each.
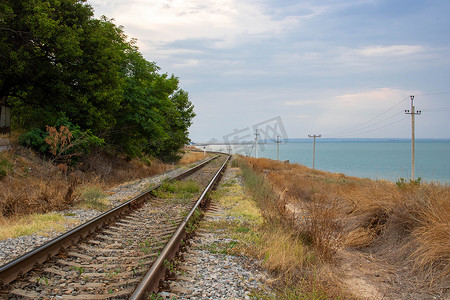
0 153 230 299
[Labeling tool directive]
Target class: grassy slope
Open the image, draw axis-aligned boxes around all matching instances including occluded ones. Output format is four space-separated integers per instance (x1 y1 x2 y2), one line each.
239 156 449 298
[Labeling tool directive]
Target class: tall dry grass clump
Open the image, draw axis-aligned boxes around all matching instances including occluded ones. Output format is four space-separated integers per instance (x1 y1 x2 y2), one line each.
240 155 450 292
0 149 78 218
341 181 450 288
237 157 345 298
406 185 450 284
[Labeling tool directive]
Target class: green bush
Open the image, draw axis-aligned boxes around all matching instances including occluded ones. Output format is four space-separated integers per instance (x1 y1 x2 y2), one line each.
19 116 104 164
18 127 49 154
395 177 421 189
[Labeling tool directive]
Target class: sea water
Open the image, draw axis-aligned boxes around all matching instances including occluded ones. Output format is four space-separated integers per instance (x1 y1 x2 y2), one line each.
200 139 450 183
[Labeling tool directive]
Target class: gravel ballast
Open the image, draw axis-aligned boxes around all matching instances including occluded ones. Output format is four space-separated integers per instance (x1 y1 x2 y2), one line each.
160 166 271 299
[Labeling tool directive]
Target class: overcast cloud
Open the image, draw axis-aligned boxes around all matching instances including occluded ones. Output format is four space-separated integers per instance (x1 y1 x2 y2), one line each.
89 0 450 141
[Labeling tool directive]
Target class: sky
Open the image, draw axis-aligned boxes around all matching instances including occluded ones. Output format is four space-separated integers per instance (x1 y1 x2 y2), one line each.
88 0 450 142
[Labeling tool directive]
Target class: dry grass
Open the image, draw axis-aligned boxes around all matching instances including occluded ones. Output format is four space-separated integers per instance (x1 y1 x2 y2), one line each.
76 183 109 211
78 151 169 187
241 156 450 291
236 158 346 299
0 149 78 218
0 144 190 222
178 150 208 165
0 213 78 240
406 185 450 284
260 226 309 274
0 144 207 222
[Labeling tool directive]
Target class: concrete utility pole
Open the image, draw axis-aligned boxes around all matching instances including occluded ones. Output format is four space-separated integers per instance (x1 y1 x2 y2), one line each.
274 135 282 161
405 95 421 180
308 134 321 169
254 129 260 158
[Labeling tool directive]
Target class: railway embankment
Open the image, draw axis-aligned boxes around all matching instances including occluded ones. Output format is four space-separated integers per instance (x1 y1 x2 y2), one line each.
0 146 210 269
1 153 227 298
0 165 195 266
159 164 270 299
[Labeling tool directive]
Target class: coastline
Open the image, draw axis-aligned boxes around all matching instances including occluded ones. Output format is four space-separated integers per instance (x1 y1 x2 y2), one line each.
193 141 450 184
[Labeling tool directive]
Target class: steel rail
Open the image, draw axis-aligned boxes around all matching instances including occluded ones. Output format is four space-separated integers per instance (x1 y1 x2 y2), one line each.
130 154 230 299
0 155 220 287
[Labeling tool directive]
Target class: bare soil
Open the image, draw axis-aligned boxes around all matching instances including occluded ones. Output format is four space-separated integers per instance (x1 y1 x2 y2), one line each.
336 249 449 300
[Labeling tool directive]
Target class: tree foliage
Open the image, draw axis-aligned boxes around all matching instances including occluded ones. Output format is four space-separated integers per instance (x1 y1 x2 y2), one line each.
0 0 195 161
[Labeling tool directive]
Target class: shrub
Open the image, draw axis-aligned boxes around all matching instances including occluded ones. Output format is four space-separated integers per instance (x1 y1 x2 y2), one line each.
396 177 421 188
19 116 104 165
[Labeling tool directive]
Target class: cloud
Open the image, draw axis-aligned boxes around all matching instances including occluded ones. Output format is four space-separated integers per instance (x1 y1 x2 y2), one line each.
337 88 407 106
285 100 317 106
353 45 426 57
171 59 201 68
92 0 303 48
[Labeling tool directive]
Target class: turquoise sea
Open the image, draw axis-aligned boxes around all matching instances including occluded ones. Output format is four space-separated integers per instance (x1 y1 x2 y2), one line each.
202 139 450 183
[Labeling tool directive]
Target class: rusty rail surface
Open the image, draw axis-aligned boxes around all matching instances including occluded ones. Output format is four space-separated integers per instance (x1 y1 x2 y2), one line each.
0 155 220 287
130 154 230 299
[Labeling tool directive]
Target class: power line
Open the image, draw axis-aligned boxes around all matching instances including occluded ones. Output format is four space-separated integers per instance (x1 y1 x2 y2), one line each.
339 116 409 137
419 91 450 96
336 111 405 136
327 96 410 137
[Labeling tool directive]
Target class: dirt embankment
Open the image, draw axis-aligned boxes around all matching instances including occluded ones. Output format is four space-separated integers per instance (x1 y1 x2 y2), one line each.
0 145 205 227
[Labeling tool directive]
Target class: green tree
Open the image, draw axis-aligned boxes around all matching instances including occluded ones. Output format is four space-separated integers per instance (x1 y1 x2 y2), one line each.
152 88 195 161
1 0 195 162
1 0 126 132
111 48 195 161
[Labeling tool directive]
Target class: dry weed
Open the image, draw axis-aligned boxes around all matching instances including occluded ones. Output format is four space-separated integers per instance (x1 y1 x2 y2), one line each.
261 226 308 274
0 147 171 221
407 185 450 285
79 151 169 187
237 157 346 298
178 151 207 165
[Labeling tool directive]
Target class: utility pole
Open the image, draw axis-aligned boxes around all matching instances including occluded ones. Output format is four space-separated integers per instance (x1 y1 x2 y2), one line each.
254 129 260 158
405 95 421 180
308 134 321 169
274 135 282 161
